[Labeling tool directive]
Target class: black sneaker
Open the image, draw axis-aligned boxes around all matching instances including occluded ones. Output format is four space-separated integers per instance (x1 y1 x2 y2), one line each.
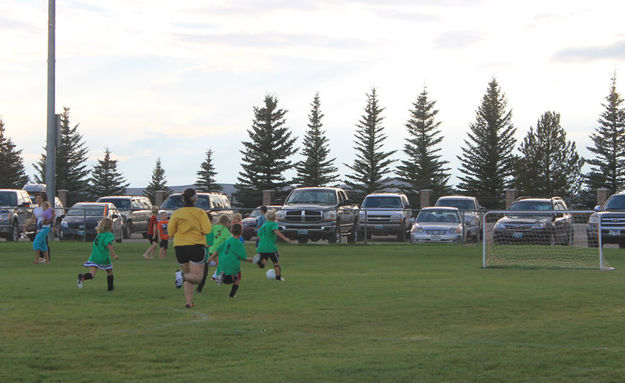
77 273 83 289
175 269 183 288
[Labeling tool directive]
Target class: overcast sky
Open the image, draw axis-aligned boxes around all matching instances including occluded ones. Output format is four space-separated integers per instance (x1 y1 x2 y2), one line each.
1 0 624 188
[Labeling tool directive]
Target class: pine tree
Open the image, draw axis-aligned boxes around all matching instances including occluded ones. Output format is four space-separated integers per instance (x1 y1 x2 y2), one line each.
344 88 396 202
456 78 516 204
33 106 90 205
585 75 625 195
0 117 29 189
513 111 584 196
88 148 130 199
195 148 222 192
143 158 172 204
234 94 298 207
396 86 450 203
293 93 338 187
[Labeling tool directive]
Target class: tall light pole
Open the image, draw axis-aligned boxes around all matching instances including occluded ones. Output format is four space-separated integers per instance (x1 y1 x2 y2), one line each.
46 0 56 210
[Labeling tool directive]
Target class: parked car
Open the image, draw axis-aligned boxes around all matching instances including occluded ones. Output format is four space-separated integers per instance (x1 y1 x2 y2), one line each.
59 202 123 242
276 187 359 244
97 195 152 239
493 197 572 245
435 195 483 241
587 191 625 247
410 207 464 243
242 205 282 241
358 193 412 241
0 189 36 241
160 192 233 219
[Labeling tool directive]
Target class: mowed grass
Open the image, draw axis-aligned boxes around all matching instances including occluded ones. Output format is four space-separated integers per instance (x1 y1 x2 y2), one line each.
1 241 625 382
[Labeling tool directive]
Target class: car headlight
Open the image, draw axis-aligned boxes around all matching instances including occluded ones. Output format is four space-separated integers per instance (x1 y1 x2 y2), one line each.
411 224 423 233
531 222 546 229
0 213 10 221
448 226 462 234
494 221 505 230
61 221 68 228
389 213 404 223
276 211 286 221
324 211 337 221
588 214 598 224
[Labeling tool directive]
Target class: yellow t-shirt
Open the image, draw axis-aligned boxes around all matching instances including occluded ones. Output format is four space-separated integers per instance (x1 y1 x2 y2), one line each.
168 207 212 247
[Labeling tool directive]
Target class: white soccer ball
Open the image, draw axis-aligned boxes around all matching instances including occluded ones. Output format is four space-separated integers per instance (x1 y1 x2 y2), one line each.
266 269 276 280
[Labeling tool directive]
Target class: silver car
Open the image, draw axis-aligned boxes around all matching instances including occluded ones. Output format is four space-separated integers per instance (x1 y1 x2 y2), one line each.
410 207 463 243
435 195 482 241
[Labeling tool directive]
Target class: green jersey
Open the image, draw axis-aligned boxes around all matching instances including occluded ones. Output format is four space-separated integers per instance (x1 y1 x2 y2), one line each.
218 237 248 275
87 232 115 266
257 221 279 253
209 225 232 254
205 231 214 247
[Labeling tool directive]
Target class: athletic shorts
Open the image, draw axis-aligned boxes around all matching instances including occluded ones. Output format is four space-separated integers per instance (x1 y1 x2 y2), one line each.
148 235 157 244
222 272 241 285
175 245 205 265
260 251 279 264
160 239 168 249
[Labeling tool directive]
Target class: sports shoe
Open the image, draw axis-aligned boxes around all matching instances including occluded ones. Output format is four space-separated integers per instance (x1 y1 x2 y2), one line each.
77 273 83 288
185 303 195 308
277 277 285 282
175 270 184 288
216 271 225 286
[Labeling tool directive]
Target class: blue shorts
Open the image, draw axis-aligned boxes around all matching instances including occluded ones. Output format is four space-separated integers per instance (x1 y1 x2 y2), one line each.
33 226 50 252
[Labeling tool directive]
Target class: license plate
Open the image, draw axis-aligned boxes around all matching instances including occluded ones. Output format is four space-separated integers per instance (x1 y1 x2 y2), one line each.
77 230 84 236
375 225 383 230
512 232 523 239
297 229 308 235
610 229 620 236
431 235 440 241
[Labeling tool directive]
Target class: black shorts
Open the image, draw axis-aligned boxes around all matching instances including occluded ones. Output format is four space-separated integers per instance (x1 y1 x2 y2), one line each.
160 239 168 249
148 235 157 244
175 245 205 265
260 251 279 264
222 272 241 285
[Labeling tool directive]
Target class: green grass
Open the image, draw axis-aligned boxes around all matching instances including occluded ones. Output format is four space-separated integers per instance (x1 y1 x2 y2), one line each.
1 241 625 382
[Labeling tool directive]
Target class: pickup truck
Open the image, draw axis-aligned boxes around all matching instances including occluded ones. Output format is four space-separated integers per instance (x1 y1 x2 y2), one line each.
276 187 359 244
0 189 36 241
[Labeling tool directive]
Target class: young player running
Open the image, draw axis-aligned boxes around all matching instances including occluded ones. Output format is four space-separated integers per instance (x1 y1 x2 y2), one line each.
77 218 119 291
210 223 253 298
256 210 290 281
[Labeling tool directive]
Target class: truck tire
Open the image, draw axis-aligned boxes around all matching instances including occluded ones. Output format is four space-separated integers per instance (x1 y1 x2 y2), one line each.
328 226 341 244
347 223 358 243
123 221 132 239
397 224 406 242
8 221 18 242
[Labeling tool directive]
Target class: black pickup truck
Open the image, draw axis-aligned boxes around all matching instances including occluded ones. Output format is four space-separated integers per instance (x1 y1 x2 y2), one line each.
276 187 359 244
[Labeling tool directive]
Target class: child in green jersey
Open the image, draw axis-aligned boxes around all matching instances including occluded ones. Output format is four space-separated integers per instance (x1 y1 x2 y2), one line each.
256 210 290 281
212 223 253 298
77 218 119 291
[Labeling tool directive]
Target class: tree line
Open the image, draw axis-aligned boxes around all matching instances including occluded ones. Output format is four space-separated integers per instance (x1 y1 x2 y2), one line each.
0 76 623 208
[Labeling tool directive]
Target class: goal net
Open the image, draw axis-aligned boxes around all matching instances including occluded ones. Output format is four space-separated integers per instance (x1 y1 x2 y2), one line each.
483 210 612 270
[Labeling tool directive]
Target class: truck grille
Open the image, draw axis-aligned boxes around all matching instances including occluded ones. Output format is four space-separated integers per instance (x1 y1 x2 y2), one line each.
601 214 625 228
285 210 322 223
504 223 532 231
363 214 391 224
424 229 447 235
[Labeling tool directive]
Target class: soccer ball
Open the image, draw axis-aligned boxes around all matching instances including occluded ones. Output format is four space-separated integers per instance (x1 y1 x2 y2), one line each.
266 269 276 280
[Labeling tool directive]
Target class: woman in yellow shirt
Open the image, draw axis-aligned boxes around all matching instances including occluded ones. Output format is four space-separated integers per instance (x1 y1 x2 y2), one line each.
168 188 212 308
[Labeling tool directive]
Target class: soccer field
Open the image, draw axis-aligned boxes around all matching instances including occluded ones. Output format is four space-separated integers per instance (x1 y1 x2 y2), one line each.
1 241 625 382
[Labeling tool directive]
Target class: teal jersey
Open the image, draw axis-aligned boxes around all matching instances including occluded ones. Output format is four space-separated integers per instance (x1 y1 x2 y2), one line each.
257 221 279 253
87 232 115 266
209 225 232 254
218 237 248 275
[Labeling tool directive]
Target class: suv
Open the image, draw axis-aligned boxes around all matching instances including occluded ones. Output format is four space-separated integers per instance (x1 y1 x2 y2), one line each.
160 192 233 219
96 195 153 239
276 187 359 244
0 189 36 241
358 193 412 241
587 191 625 247
435 195 483 241
493 197 573 245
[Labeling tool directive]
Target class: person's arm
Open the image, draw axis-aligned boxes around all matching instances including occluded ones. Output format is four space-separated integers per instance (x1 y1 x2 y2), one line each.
274 229 290 242
168 216 177 237
107 243 119 260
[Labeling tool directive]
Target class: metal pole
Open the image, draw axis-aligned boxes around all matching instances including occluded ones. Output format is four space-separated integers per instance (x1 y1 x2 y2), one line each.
46 0 56 240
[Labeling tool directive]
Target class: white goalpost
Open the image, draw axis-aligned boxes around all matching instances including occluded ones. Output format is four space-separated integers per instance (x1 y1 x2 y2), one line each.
482 210 613 270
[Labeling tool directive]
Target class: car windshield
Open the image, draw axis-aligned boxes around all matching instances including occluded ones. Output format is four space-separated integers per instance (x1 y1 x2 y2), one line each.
161 195 211 210
604 195 625 210
362 197 402 208
0 192 17 206
508 201 553 218
417 210 460 223
436 199 476 210
285 190 337 205
249 209 261 218
99 198 131 210
67 205 106 217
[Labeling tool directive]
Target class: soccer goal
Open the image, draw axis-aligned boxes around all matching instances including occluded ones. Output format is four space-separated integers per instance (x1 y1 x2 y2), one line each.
482 210 613 270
